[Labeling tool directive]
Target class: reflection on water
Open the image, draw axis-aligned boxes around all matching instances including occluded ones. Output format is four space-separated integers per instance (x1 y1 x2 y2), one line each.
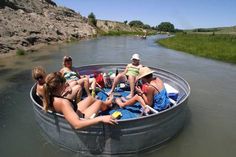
0 35 236 157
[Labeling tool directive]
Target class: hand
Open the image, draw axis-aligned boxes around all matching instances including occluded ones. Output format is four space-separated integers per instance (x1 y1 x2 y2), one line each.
64 86 72 94
144 106 150 114
135 86 142 94
101 115 118 125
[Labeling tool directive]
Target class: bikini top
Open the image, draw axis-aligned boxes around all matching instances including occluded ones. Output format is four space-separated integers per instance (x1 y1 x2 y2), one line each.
52 95 77 112
63 71 80 80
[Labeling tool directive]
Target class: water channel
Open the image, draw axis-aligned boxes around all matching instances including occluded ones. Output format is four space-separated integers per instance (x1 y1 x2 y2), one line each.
0 35 236 157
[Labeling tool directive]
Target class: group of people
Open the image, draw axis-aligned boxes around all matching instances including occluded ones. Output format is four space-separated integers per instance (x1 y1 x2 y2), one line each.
32 53 170 129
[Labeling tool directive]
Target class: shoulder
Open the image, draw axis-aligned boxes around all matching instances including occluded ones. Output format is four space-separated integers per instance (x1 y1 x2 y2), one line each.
53 97 70 110
127 63 132 67
155 77 163 84
60 68 66 74
138 64 143 68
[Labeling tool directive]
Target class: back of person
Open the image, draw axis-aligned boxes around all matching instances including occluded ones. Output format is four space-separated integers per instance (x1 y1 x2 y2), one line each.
149 78 170 111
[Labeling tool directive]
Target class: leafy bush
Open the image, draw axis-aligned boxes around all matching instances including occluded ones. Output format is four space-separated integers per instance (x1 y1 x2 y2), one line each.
16 48 25 56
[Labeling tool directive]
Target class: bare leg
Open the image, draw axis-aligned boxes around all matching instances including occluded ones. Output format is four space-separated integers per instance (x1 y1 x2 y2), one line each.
63 84 81 100
116 94 146 108
89 78 96 91
82 100 103 118
89 77 96 97
107 73 126 95
100 94 113 111
77 96 96 112
76 77 91 96
126 75 135 99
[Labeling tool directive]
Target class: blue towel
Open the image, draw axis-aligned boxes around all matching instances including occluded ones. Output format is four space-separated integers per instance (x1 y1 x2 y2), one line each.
97 88 142 119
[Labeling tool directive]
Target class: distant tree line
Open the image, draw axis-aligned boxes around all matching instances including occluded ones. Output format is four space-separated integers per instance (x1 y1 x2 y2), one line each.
87 12 182 33
127 20 182 32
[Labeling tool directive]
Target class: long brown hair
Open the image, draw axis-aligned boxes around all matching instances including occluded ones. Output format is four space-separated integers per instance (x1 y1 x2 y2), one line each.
43 72 65 111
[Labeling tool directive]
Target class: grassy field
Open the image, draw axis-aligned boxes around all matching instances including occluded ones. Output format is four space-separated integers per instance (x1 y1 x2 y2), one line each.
157 33 236 64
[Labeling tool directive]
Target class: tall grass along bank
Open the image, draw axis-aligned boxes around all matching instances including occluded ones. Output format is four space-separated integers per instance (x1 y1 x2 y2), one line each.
157 34 236 64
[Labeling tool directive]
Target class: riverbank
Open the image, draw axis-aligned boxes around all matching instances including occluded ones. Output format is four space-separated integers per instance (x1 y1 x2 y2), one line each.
157 33 236 64
0 0 151 58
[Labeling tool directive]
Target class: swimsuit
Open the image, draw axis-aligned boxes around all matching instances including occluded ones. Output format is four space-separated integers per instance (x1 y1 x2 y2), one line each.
53 95 78 112
126 64 142 77
153 89 170 111
63 71 80 81
146 82 170 112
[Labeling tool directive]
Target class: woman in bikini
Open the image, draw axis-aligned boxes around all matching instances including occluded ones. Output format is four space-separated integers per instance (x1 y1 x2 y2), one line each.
43 72 116 129
60 56 97 97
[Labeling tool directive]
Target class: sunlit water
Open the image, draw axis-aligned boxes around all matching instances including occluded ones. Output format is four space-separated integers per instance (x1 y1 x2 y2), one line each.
0 35 236 157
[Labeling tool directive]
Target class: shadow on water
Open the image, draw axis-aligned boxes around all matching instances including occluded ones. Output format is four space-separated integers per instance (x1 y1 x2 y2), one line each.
0 64 5 68
30 55 54 62
0 68 15 76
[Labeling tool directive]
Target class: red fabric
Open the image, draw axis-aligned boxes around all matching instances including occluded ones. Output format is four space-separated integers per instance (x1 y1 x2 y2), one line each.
141 83 148 93
95 73 105 88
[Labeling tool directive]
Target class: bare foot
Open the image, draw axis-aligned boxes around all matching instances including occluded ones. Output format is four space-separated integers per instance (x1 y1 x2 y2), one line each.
125 94 133 99
107 90 113 96
121 97 128 102
106 94 114 104
115 98 125 108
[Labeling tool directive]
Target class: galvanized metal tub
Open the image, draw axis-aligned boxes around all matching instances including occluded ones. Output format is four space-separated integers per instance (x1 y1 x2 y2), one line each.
30 64 190 155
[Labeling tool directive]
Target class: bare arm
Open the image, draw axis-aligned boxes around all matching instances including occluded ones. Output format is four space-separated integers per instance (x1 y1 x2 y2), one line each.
59 68 65 76
55 99 116 129
140 86 154 106
121 65 129 75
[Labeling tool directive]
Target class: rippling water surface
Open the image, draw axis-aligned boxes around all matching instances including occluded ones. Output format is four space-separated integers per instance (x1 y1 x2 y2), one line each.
0 35 236 157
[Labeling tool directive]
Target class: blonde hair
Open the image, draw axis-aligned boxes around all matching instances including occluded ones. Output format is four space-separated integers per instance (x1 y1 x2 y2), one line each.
43 72 65 111
32 66 46 81
62 56 72 67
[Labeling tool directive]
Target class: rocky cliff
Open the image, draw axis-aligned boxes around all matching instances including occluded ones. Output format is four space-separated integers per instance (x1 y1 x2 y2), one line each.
0 0 96 54
96 20 142 33
0 0 145 56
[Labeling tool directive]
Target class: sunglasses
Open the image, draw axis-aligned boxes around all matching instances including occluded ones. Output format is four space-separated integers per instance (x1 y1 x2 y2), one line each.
35 76 43 81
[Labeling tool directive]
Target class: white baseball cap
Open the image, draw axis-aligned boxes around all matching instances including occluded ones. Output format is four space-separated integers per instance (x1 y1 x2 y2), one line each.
130 53 140 60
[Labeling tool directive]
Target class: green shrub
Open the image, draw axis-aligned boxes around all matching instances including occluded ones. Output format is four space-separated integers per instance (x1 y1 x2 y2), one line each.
16 49 25 56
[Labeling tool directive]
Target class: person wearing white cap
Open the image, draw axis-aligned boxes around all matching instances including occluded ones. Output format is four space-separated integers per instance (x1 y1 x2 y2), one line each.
115 66 170 112
107 53 143 99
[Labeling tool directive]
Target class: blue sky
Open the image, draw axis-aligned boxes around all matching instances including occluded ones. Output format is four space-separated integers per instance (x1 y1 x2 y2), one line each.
54 0 236 29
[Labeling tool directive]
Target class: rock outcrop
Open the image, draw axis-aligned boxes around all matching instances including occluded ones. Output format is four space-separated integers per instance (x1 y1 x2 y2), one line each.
0 0 145 55
96 20 142 33
0 0 96 54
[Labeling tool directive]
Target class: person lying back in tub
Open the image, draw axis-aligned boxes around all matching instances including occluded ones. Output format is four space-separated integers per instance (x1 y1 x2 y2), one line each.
60 56 97 97
43 72 117 129
32 66 83 105
115 67 170 113
107 53 143 99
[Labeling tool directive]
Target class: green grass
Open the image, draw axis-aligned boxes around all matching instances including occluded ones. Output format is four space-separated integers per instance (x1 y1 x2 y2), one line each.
157 33 236 64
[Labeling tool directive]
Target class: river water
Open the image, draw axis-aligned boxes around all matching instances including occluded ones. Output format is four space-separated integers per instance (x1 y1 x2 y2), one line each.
0 35 236 157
